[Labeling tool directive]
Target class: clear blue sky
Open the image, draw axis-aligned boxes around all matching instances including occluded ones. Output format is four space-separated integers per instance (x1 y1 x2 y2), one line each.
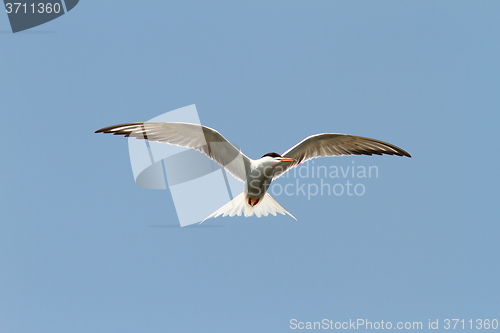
1 1 499 332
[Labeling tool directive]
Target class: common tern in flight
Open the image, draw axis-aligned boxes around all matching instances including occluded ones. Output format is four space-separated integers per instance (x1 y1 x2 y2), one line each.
95 122 410 221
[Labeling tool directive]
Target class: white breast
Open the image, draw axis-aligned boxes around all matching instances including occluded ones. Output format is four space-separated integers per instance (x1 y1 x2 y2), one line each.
245 158 279 199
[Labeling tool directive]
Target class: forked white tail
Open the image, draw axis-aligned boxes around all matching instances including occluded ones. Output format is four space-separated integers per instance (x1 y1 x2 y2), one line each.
201 192 296 223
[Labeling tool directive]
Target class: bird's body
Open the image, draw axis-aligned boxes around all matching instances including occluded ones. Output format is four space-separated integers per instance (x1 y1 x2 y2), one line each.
95 122 411 222
246 157 282 202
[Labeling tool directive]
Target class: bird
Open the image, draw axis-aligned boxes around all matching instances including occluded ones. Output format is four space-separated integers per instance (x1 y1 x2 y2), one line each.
95 122 411 222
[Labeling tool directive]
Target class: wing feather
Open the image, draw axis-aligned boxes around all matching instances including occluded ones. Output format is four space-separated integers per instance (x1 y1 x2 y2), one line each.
95 122 250 182
273 133 410 179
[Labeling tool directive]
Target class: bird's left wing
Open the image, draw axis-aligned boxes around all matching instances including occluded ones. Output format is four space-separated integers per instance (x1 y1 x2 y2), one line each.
95 122 250 182
273 133 411 179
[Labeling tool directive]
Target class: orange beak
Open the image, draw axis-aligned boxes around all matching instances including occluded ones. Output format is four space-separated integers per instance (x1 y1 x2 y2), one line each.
277 158 295 163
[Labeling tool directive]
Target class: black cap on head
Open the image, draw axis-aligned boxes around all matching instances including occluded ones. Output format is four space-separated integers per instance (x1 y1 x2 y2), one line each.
261 152 282 158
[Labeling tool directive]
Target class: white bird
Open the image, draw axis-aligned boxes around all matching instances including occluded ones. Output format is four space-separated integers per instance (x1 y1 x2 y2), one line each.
95 122 411 222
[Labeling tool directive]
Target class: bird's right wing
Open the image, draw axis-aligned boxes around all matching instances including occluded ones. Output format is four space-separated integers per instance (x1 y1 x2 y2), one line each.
95 122 250 182
273 133 411 179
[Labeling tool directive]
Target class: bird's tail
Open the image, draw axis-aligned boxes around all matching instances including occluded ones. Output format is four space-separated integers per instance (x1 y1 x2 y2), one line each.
201 192 296 223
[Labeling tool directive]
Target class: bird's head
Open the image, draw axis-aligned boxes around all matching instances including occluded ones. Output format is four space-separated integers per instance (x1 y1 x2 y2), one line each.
261 152 295 163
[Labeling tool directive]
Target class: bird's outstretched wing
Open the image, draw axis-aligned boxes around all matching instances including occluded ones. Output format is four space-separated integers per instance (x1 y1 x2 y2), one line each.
273 133 411 179
95 122 250 182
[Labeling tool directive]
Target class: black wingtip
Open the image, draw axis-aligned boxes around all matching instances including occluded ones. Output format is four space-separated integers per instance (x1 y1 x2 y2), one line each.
94 126 112 134
94 123 144 135
401 150 412 158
